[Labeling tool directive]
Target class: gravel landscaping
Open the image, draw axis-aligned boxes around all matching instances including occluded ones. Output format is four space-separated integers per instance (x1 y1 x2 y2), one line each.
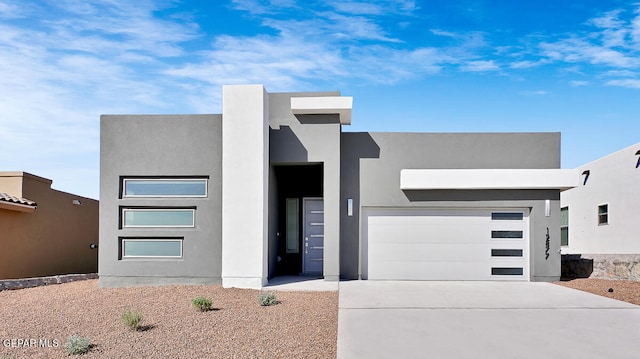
554 278 640 306
0 280 338 358
2 276 636 358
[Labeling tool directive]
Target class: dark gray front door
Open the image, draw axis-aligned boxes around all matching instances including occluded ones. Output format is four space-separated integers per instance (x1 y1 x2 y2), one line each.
303 198 324 275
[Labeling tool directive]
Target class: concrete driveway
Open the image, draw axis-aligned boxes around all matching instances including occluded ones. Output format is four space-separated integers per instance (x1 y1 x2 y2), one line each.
337 281 640 359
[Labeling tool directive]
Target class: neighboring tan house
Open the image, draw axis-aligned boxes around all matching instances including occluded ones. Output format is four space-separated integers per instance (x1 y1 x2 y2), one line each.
560 142 640 280
99 84 579 289
0 172 98 279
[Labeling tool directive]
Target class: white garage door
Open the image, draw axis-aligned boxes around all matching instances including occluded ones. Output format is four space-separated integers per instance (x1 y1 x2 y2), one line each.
363 208 529 281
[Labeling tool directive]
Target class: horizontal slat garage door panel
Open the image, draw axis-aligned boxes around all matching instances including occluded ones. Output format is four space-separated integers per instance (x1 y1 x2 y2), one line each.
363 208 529 281
370 262 493 281
369 243 490 262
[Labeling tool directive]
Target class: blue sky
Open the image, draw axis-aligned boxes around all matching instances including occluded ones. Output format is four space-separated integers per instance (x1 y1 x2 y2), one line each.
1 0 640 199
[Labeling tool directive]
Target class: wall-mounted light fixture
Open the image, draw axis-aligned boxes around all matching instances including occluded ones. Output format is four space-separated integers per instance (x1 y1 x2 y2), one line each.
72 199 82 205
581 170 590 185
545 199 551 217
347 198 353 216
635 150 640 168
89 243 98 249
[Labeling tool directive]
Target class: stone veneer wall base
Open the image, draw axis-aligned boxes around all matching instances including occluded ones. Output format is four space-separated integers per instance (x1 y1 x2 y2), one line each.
562 254 640 281
0 273 98 291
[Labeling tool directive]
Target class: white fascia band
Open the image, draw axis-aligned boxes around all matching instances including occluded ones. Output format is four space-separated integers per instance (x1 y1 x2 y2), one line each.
400 169 580 191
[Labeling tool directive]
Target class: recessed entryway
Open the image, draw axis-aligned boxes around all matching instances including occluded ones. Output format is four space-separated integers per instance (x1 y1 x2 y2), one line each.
271 164 323 277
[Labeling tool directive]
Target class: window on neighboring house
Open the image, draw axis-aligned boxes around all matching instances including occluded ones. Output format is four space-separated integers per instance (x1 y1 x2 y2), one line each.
122 178 207 197
122 208 195 228
598 204 608 225
560 207 569 246
121 238 183 258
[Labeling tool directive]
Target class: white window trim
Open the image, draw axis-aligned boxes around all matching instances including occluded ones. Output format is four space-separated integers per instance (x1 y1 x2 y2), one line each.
121 239 183 258
122 208 195 228
122 178 208 198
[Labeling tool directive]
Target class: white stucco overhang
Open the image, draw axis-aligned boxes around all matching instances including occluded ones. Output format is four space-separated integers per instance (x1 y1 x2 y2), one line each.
0 200 36 213
291 96 353 125
400 169 580 191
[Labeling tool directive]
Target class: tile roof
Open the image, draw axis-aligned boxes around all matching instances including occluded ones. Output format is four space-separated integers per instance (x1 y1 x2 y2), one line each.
0 192 37 207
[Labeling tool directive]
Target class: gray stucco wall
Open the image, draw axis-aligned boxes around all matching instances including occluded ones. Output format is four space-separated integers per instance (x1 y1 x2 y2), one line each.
268 92 342 281
99 114 222 287
340 132 562 281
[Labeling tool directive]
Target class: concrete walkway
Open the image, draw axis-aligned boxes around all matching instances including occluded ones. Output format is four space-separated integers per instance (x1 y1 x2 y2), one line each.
337 281 640 359
263 275 339 291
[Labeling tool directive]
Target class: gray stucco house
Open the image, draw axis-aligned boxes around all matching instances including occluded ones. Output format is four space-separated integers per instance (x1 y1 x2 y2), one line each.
99 84 578 288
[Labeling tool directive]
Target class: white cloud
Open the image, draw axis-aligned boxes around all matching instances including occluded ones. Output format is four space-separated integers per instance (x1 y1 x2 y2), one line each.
570 80 589 87
0 1 203 198
631 6 640 44
503 3 640 85
0 0 32 19
165 30 452 92
430 29 487 48
606 78 640 88
165 1 484 92
270 0 297 7
430 29 458 38
588 9 625 29
540 38 639 68
328 1 385 15
165 34 345 89
461 60 500 72
509 59 549 69
558 65 586 76
284 12 401 42
229 0 272 14
327 0 416 14
600 69 638 77
519 90 548 96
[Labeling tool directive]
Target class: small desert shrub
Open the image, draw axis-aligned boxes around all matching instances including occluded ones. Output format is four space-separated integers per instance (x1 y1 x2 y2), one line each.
257 291 277 306
192 296 213 312
65 334 91 355
121 309 143 331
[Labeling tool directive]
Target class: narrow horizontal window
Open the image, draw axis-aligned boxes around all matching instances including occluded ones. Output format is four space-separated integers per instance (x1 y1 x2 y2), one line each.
122 209 195 228
492 267 523 276
491 230 523 239
122 239 182 258
491 212 524 221
123 178 207 197
491 249 523 257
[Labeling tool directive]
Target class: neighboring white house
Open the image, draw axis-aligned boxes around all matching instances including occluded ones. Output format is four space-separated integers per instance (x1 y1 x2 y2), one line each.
560 142 640 280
